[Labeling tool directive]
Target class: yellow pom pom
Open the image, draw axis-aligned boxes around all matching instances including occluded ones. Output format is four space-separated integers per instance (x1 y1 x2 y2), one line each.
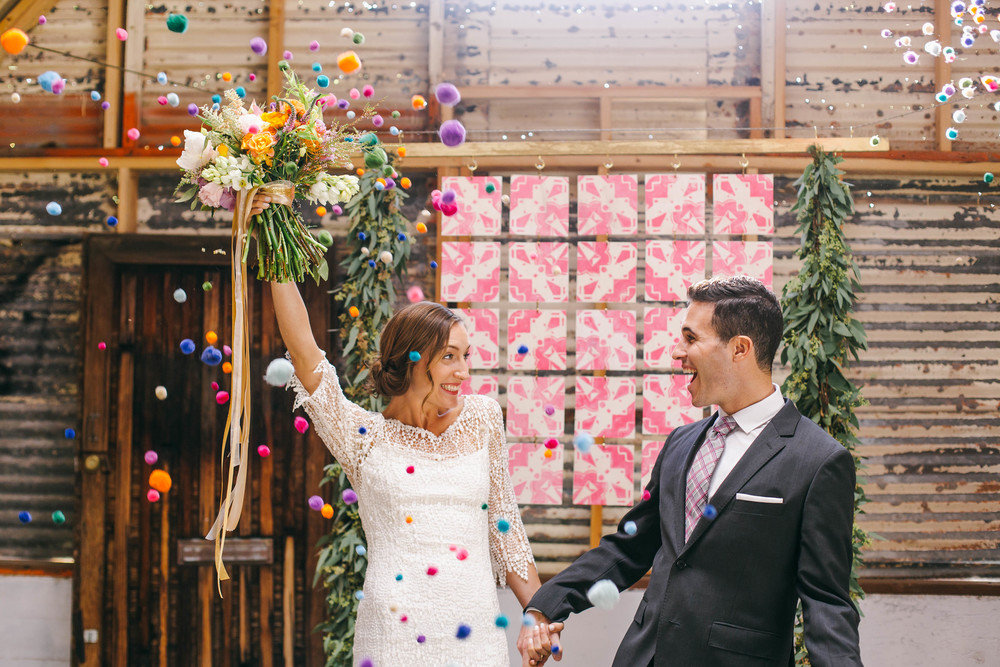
170 135 181 147
218 144 229 157
349 306 360 318
397 146 407 158
222 361 233 374
316 206 327 216
321 503 334 519
205 330 218 345
416 222 427 234
222 72 232 82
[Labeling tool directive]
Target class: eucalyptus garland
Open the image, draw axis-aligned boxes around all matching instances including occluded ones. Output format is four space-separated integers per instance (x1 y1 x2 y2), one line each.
313 162 411 666
780 145 871 664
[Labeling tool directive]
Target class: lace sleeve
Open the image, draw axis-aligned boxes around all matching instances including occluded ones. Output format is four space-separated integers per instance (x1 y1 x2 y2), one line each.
285 355 373 484
484 397 535 587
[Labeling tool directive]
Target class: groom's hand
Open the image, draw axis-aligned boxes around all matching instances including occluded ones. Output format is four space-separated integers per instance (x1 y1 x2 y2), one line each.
518 611 564 665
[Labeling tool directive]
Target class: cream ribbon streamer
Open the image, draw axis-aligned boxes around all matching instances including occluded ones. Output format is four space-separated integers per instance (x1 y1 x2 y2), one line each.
206 180 295 593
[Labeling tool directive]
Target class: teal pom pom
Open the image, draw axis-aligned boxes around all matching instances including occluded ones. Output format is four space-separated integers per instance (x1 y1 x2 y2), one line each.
408 350 421 362
166 13 189 33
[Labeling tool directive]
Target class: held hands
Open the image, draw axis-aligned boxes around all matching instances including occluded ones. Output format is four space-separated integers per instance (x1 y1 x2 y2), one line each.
249 192 271 216
517 611 564 666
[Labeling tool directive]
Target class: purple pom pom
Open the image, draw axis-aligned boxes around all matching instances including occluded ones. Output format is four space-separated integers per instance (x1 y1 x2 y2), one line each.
187 103 199 116
282 49 293 60
434 82 461 106
101 101 110 110
250 37 267 55
372 115 384 128
359 659 374 667
337 99 350 110
441 189 456 205
342 488 359 504
438 120 466 147
309 40 320 52
308 495 323 511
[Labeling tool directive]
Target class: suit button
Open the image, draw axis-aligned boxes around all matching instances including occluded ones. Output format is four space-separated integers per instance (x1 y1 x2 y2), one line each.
675 560 687 570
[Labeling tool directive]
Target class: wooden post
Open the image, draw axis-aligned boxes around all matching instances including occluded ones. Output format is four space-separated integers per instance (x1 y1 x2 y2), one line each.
282 536 294 667
934 0 952 151
267 0 286 101
772 0 787 139
103 0 125 148
116 167 138 233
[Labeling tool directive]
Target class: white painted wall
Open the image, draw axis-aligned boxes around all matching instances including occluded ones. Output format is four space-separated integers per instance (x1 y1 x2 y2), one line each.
0 575 72 667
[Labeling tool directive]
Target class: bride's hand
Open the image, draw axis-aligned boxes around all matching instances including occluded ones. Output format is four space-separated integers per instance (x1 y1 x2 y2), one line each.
250 193 271 216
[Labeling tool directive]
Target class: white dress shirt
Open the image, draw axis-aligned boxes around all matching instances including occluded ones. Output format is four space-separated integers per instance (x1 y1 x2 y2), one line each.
707 384 785 498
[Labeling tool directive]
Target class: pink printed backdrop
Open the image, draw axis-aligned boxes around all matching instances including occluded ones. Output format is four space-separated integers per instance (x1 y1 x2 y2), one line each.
712 174 774 235
576 242 637 303
575 310 636 371
461 375 499 400
506 377 565 438
641 441 665 488
457 308 499 370
440 242 501 302
575 376 636 439
645 240 706 302
440 176 502 236
509 242 570 302
643 307 684 370
507 310 567 371
508 442 564 505
645 174 706 235
643 374 703 435
573 445 634 506
577 174 638 235
509 175 570 236
712 241 773 288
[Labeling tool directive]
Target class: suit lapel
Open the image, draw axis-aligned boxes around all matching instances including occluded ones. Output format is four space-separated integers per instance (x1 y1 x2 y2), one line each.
679 400 802 554
669 416 717 549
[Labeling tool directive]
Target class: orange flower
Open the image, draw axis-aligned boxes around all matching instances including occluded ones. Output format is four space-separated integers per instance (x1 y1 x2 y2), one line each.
241 130 277 160
286 99 306 118
261 110 289 128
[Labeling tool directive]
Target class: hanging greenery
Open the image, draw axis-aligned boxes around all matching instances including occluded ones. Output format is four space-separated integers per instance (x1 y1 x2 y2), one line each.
313 160 411 666
780 145 871 664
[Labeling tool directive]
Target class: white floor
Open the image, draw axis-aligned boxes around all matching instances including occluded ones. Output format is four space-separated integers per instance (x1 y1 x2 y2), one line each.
2 574 998 666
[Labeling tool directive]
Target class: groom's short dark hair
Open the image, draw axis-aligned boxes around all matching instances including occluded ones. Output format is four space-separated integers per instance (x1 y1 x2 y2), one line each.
687 276 782 370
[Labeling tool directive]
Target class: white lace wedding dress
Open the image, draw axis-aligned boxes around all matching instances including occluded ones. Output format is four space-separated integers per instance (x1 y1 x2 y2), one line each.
289 357 534 667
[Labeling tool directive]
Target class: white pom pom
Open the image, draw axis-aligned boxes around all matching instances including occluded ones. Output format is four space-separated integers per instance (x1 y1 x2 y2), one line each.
341 27 354 37
379 250 393 264
586 579 620 610
361 247 370 256
155 385 168 400
173 288 187 303
265 358 295 386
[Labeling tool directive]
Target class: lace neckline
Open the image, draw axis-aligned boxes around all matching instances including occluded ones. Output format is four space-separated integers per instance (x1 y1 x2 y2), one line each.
382 396 470 440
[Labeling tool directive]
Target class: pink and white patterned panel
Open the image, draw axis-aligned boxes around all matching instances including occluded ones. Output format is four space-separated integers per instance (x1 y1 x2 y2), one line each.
641 440 665 489
643 374 702 435
645 174 706 235
456 308 499 370
573 445 634 506
575 376 636 439
645 240 705 302
712 241 773 288
575 310 636 371
506 377 565 438
440 242 501 302
507 310 567 371
643 307 684 370
440 176 502 236
509 175 570 236
508 442 563 505
460 375 499 400
576 242 637 303
712 174 774 235
509 242 570 302
577 174 639 235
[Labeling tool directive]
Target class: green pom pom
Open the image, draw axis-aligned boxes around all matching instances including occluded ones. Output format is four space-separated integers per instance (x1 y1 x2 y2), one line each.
278 60 290 71
359 132 379 147
984 172 995 184
391 110 401 119
51 510 66 524
485 183 495 193
352 32 365 45
202 281 213 292
317 230 334 247
166 13 188 33
382 165 394 176
364 147 387 168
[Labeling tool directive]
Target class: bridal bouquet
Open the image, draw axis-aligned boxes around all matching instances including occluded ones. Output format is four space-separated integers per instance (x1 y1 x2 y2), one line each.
174 66 365 283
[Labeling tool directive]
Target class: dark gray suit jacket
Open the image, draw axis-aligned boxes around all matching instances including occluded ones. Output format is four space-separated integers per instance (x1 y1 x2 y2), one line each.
528 400 862 666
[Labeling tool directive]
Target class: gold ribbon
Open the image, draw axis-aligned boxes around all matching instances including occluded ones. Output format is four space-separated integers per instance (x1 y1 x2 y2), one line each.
206 180 294 594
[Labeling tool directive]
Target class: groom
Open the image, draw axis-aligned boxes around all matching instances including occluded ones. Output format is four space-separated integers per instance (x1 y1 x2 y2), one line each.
523 276 862 666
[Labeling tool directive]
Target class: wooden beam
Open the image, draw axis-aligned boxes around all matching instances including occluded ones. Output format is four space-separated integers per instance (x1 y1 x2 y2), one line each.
116 167 138 233
599 97 612 142
428 0 443 84
773 0 787 138
120 0 145 148
266 0 285 101
589 506 603 549
103 0 125 148
0 0 57 34
934 0 952 151
458 85 762 100
282 536 294 667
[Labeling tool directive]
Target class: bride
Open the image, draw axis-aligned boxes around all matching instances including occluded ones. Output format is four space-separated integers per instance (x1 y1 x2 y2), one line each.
260 192 562 667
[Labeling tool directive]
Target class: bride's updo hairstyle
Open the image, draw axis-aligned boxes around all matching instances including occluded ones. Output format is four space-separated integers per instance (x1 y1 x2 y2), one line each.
369 301 462 398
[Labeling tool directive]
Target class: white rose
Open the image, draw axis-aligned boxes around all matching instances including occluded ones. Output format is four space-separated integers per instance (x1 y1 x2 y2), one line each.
176 130 216 172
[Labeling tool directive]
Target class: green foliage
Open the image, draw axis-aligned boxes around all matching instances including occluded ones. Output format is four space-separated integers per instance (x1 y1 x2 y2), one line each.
313 164 411 666
781 145 872 665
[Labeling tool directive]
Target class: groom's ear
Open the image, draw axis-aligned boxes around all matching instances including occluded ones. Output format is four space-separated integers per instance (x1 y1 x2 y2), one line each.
730 334 755 364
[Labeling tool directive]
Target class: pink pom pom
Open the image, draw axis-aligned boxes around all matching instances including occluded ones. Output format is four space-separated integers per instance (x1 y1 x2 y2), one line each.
544 437 558 449
98 157 109 167
38 15 46 25
144 450 158 465
211 381 219 391
426 565 438 576
157 95 168 105
372 114 383 127
51 78 65 94
309 40 320 51
257 444 271 457
126 127 140 141
642 489 651 501
223 345 232 356
294 416 309 434
248 72 256 82
362 84 374 97
283 50 293 60
440 202 458 217
406 285 424 303
147 489 160 503
115 27 128 41
431 189 442 200
406 465 415 474
216 390 229 404
98 342 107 350
349 87 360 99
456 547 468 560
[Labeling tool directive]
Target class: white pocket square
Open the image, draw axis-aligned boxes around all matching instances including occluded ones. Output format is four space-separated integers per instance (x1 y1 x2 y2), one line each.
735 492 783 504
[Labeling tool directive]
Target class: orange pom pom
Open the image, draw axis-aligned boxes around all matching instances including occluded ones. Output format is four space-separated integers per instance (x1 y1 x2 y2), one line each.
149 469 172 493
218 144 229 157
349 306 360 318
410 95 427 110
205 331 218 344
222 72 232 82
376 178 386 187
316 206 327 216
170 135 181 147
321 503 334 519
356 168 365 176
544 449 553 459
397 146 407 158
405 515 413 524
400 177 411 189
222 361 233 374
1 29 29 55
336 50 362 74
416 222 427 234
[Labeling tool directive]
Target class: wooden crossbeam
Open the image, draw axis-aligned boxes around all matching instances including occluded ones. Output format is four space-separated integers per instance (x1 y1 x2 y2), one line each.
0 0 57 34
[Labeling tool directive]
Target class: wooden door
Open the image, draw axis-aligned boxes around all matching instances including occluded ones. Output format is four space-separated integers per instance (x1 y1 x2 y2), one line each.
77 235 330 666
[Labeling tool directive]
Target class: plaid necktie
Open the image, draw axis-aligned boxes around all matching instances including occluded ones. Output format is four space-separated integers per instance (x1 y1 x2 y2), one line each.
684 415 738 542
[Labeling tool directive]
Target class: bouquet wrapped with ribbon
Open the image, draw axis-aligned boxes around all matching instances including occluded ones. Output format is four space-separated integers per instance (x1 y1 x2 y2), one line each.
174 66 383 587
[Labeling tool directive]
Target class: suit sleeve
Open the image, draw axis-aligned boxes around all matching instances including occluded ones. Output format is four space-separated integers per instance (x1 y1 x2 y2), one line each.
525 433 671 623
797 445 863 666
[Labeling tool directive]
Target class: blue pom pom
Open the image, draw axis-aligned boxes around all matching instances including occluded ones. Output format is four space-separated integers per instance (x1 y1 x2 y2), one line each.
211 103 220 111
374 182 385 191
395 573 403 581
359 426 367 435
367 259 376 268
156 72 167 84
430 261 438 269
316 75 330 88
90 90 101 101
356 545 367 556
573 431 595 454
408 351 421 362
397 233 406 241
106 216 118 227
516 344 529 355
211 94 221 104
64 428 76 439
45 202 62 216
18 511 32 523
235 86 246 98
624 520 637 535
495 614 509 628
390 126 400 136
358 232 368 240
179 339 196 354
456 623 472 639
354 590 365 600
522 613 536 627
312 62 322 72
497 518 510 533
200 345 223 366
703 504 718 520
